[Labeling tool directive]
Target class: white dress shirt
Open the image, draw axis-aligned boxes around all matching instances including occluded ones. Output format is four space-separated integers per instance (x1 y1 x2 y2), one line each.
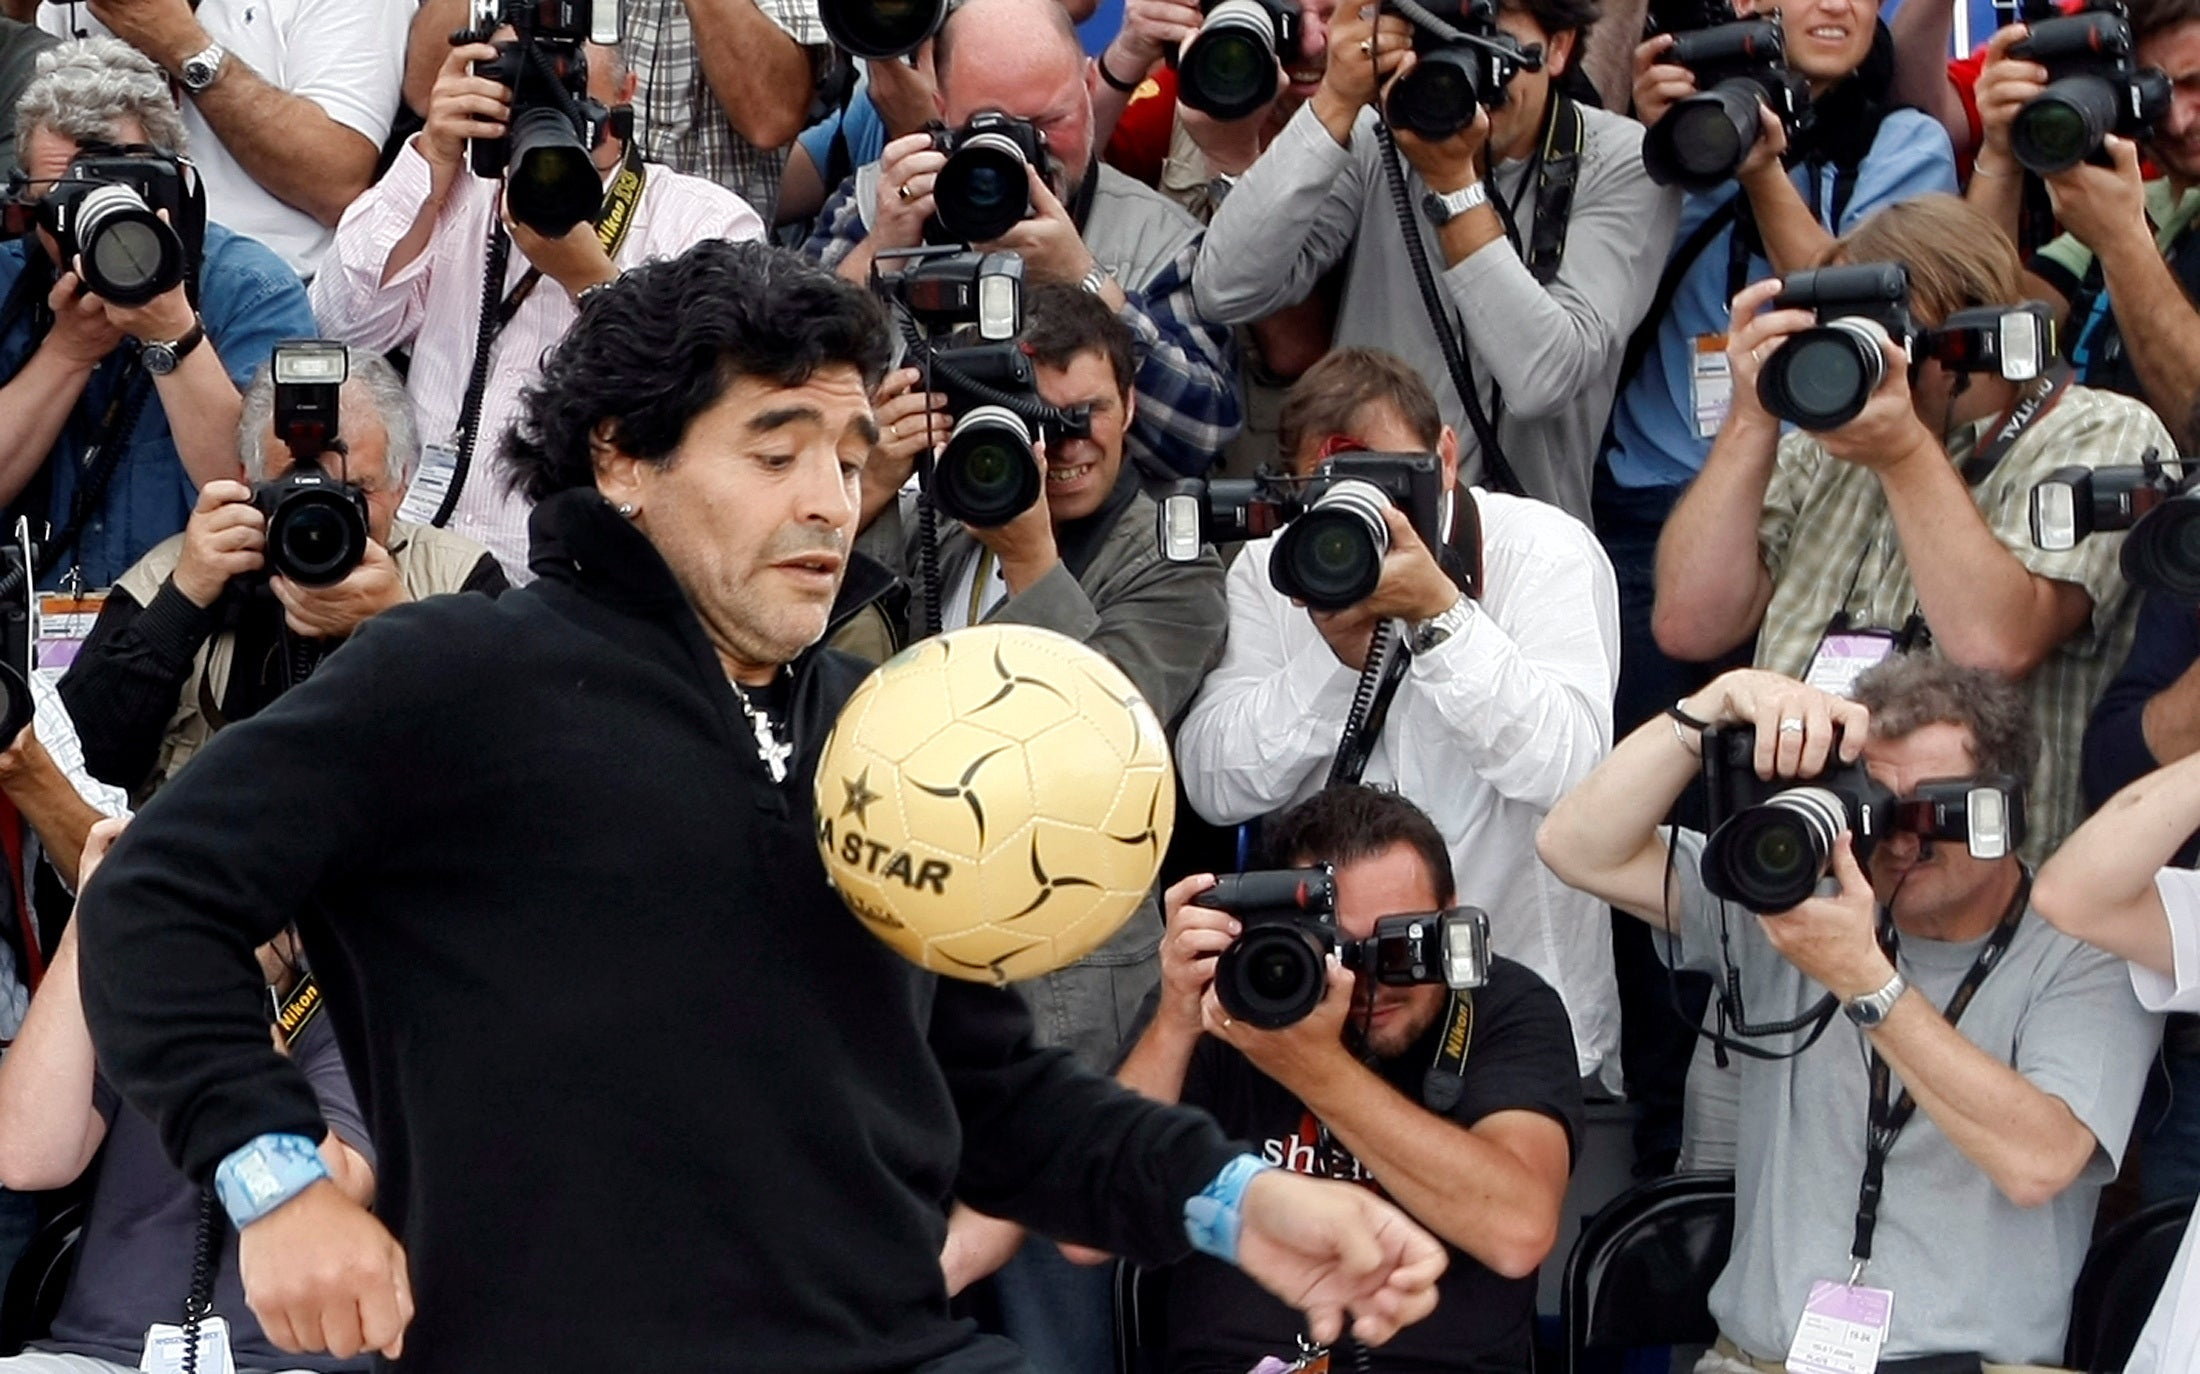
1175 487 1624 1086
311 138 764 580
2121 869 2200 1374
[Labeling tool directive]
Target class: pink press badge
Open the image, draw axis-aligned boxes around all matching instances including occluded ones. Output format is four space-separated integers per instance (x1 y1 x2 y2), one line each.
1785 1279 1894 1374
1803 630 1899 699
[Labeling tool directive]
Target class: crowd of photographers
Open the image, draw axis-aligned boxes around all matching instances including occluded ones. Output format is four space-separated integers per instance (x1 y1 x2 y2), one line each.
2 0 2200 1368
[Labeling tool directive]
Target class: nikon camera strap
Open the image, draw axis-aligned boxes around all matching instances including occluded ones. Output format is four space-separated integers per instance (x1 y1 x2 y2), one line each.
433 144 649 528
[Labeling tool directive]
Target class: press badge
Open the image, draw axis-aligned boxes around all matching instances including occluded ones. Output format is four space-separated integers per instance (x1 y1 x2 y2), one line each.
1785 1280 1893 1374
141 1316 235 1374
1804 628 1900 699
35 589 105 676
398 442 460 526
1692 334 1733 439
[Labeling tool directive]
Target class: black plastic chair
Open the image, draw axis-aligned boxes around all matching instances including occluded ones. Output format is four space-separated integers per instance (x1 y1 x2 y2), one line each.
1561 1171 1735 1374
0 1196 86 1355
2065 1194 2193 1373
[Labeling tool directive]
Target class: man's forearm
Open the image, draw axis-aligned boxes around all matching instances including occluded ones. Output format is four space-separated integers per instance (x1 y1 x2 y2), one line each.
0 932 104 1192
2142 660 2200 765
1888 0 1971 157
0 348 95 507
1965 155 2028 259
1116 1013 1199 1105
1865 991 2099 1208
2095 230 2200 445
1535 709 1695 929
192 62 380 227
683 0 815 151
1296 1058 1560 1277
1650 415 1778 660
2036 747 2200 971
152 345 246 491
1740 161 1834 273
5 763 102 889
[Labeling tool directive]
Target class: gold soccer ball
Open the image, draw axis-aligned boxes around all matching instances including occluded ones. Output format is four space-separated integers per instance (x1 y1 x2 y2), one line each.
813 624 1177 984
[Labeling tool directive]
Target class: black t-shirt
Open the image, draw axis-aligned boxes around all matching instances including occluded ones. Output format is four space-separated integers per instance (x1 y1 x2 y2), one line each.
1162 957 1583 1374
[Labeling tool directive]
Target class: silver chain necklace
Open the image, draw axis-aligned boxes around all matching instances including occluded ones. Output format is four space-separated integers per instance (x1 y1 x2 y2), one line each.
731 676 792 783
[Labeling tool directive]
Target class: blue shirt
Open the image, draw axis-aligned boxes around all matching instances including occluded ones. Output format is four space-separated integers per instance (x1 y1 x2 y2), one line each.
797 86 887 183
0 221 315 589
1601 109 1957 491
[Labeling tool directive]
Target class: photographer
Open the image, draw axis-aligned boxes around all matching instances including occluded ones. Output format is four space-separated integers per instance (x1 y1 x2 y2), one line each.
57 348 505 799
0 38 315 592
1191 0 1680 519
2035 744 2200 1374
1654 194 2170 856
0 818 377 1374
1967 0 2200 445
1175 346 1625 1089
805 0 1243 480
1536 658 2159 1370
37 0 410 278
1121 784 1579 1373
312 27 763 582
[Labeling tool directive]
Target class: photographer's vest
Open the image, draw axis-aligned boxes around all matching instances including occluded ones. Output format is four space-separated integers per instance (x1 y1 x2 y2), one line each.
114 518 486 794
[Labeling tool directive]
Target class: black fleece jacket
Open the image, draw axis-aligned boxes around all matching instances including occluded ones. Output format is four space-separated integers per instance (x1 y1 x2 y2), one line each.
77 489 1240 1374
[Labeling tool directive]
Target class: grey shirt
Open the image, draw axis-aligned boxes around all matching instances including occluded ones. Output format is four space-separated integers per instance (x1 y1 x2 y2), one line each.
1193 100 1681 520
1661 829 2161 1364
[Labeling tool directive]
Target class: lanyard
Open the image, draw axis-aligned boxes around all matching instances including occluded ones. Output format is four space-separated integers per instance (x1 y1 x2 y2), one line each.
1958 362 2073 488
1848 870 2029 1275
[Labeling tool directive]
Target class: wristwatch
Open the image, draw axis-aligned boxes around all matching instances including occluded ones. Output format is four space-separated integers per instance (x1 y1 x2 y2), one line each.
1412 596 1473 654
1421 180 1489 226
178 41 228 94
1843 968 1908 1028
141 316 205 376
1077 263 1112 297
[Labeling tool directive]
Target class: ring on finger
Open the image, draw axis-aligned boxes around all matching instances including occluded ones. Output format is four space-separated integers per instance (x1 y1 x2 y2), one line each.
1778 717 1805 734
897 183 913 201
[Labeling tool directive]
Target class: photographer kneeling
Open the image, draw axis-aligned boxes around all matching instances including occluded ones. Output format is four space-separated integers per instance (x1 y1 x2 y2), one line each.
1537 659 2159 1371
59 346 505 798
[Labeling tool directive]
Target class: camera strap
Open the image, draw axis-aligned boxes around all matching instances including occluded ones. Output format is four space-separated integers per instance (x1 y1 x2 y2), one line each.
1420 989 1476 1112
1848 873 2026 1275
37 358 153 580
1958 362 2072 488
175 1186 220 1374
434 144 649 528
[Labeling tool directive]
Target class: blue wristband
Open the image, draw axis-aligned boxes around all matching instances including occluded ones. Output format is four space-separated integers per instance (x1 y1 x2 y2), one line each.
1184 1152 1274 1266
214 1132 330 1227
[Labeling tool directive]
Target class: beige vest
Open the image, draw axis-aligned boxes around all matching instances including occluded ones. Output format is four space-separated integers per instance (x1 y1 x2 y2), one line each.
114 518 489 796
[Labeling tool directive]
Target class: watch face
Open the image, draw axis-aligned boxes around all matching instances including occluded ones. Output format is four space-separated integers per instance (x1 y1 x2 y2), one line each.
143 345 176 376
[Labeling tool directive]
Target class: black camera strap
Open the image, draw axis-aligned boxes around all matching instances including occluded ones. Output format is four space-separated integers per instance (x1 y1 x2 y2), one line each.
1848 872 2027 1273
1958 361 2072 488
178 1186 220 1374
37 357 153 580
1421 989 1476 1112
433 143 649 528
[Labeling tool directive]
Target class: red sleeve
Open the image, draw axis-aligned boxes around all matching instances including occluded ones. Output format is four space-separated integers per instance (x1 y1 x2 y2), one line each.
1949 49 1985 160
1104 66 1180 190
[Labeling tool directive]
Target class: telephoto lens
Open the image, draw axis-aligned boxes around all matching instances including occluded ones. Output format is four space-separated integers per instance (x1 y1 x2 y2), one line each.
1758 319 1891 429
1180 0 1301 120
1701 788 1856 912
1645 82 1765 188
1270 479 1393 611
934 406 1043 527
1384 48 1486 139
820 0 948 58
59 185 185 306
2122 494 2200 601
505 104 602 237
2012 75 2127 174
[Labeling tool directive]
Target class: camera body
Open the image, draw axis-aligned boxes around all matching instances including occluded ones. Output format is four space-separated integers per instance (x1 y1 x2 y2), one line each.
2030 456 2200 599
871 248 1091 528
252 341 369 587
1197 866 1491 1029
1642 1 1810 190
466 0 620 236
1 151 206 307
1179 0 1304 121
2009 4 2170 175
1756 263 1914 431
1701 723 1895 912
1155 452 1445 610
1383 0 1541 140
928 113 1051 245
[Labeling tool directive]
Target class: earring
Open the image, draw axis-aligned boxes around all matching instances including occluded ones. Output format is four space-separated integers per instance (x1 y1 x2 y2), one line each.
616 502 637 519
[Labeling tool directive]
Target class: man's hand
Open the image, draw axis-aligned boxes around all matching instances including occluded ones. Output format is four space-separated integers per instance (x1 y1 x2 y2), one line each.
1234 1169 1448 1347
1969 24 2042 170
1178 98 1272 178
1722 275 1817 430
1158 873 1234 1030
174 480 267 608
984 170 1098 285
1385 59 1489 189
1104 0 1207 84
238 1181 413 1360
1817 334 1941 475
1200 958 1354 1090
78 815 128 891
1631 33 1695 130
420 41 509 183
1304 506 1459 671
504 191 617 301
270 542 408 639
965 443 1061 590
2045 135 2151 257
1681 667 1870 779
1733 102 1790 183
97 272 197 347
1756 833 1897 998
1315 1 1412 132
82 0 207 71
41 273 124 370
870 132 948 253
864 366 948 528
867 46 940 140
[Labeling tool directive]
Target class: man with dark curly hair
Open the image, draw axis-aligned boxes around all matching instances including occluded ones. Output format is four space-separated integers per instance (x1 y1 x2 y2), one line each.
65 239 1449 1374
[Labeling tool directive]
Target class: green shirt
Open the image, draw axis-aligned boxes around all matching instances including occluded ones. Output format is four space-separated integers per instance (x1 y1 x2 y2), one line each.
2035 177 2200 288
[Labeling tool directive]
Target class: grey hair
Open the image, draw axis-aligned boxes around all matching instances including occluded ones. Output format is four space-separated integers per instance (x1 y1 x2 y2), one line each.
1852 655 2040 784
237 349 422 490
16 39 189 158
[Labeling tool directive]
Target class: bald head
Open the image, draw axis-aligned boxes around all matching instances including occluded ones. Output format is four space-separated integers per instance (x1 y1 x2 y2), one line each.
933 0 1096 192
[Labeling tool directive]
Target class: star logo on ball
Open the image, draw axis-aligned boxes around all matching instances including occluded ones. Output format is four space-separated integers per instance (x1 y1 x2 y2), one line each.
840 768 882 828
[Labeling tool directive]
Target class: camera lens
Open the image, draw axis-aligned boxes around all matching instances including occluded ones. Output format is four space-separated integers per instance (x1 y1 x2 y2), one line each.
1702 787 1848 912
72 185 183 307
936 405 1043 528
1643 83 1764 190
506 105 601 237
269 486 368 586
1271 478 1391 611
1757 319 1889 431
2010 75 2120 175
1216 922 1330 1028
1384 47 1483 139
1181 1 1283 121
820 0 947 58
934 135 1033 243
2123 494 2200 600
